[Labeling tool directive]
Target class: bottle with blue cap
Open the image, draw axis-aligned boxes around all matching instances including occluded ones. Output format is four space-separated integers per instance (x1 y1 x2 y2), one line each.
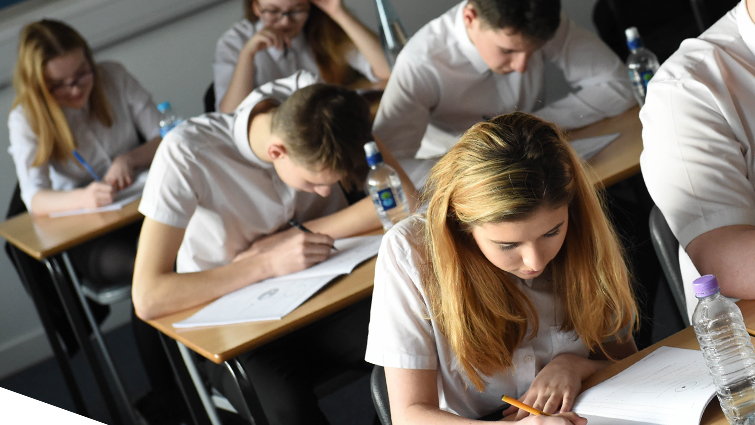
692 274 755 424
624 27 659 107
364 141 410 230
157 101 184 138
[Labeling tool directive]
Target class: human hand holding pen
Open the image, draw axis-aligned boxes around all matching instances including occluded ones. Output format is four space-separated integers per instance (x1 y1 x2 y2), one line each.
289 219 338 251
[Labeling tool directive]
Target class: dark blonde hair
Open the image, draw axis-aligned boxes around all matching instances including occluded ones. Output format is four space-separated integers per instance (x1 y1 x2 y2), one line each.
422 112 637 391
245 0 357 84
270 83 371 188
12 19 112 166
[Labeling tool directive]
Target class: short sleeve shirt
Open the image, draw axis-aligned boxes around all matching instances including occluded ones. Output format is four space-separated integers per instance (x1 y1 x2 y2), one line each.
7 61 161 209
139 71 348 272
641 1 755 250
213 18 377 111
372 1 635 159
365 216 591 419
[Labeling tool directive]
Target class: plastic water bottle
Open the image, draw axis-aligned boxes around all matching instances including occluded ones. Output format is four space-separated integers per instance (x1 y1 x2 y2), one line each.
692 275 755 424
364 141 410 230
157 102 184 137
624 27 660 107
375 0 408 69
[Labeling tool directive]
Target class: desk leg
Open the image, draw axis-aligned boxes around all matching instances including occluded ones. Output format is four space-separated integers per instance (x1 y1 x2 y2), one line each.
157 333 212 425
44 256 124 425
8 246 88 416
225 359 270 425
60 252 137 425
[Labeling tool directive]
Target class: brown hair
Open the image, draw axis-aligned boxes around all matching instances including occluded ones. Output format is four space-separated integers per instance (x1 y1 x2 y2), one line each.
12 19 112 166
468 0 561 43
270 83 371 188
245 0 357 84
422 112 637 391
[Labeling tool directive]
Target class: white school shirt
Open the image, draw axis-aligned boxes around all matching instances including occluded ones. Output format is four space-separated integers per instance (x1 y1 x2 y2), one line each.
213 18 378 111
7 61 161 210
365 216 591 419
373 1 635 160
640 1 755 321
139 71 348 272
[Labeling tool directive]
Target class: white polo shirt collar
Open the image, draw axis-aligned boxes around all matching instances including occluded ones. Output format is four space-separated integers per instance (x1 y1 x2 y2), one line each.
233 103 274 169
453 2 490 75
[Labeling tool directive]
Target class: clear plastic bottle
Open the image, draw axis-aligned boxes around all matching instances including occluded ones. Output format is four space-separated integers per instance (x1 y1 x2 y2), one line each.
157 101 184 138
624 27 660 107
692 275 755 424
364 141 410 230
375 0 408 69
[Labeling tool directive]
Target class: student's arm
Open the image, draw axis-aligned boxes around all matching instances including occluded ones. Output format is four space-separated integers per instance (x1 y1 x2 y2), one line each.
372 53 440 159
507 338 636 419
303 138 418 238
686 226 755 298
219 28 289 113
132 217 336 320
535 16 635 130
103 136 161 191
312 0 390 81
385 367 586 425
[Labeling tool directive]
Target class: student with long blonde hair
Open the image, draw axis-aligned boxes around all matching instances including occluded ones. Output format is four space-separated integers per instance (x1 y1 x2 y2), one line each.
366 112 638 424
213 0 390 112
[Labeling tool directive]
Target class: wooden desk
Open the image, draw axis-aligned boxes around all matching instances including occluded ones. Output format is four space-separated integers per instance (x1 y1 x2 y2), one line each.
0 199 142 260
582 326 731 424
574 106 643 188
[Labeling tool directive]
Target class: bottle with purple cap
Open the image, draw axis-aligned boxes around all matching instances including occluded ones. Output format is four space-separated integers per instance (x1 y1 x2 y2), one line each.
692 274 755 424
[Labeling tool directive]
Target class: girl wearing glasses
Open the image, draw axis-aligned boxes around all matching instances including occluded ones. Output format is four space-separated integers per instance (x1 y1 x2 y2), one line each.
214 0 390 113
365 113 639 424
8 19 162 286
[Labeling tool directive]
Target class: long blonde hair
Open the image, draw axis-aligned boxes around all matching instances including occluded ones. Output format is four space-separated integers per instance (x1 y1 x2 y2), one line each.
422 112 637 391
12 19 112 166
245 0 357 84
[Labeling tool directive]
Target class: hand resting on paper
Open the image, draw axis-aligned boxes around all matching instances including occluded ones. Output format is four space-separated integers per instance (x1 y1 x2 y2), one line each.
103 154 135 191
505 354 596 420
232 226 335 277
79 181 115 208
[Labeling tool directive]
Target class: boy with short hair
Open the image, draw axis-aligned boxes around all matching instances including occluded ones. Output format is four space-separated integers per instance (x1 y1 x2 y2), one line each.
132 70 415 424
375 0 635 161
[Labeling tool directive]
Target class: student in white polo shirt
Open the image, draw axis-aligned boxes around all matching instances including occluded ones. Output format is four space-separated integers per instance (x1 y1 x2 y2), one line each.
373 0 635 162
641 0 755 321
132 70 415 425
213 0 390 113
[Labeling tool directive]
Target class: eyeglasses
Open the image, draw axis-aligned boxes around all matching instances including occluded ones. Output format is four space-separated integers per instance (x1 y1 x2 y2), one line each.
258 7 309 22
47 69 93 96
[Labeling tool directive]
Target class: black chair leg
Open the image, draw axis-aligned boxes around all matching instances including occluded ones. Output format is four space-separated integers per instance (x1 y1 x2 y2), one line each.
225 359 270 425
45 256 124 425
158 333 213 425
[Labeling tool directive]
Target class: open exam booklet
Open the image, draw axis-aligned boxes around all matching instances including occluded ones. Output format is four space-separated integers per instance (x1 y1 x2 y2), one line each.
572 346 717 424
174 234 383 327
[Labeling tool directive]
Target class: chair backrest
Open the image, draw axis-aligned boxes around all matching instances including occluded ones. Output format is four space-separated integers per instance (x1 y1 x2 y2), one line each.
370 365 392 425
204 83 216 114
648 205 690 327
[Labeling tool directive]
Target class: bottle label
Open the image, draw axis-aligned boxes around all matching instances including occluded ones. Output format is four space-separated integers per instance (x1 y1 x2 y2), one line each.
377 188 397 210
640 70 654 90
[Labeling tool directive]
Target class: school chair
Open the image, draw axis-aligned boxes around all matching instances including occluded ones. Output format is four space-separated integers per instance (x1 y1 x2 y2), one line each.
370 365 392 425
204 83 215 114
3 182 138 425
648 205 690 327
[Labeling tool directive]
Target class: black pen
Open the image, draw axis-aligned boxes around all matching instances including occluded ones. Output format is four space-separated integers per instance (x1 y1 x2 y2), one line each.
288 219 338 251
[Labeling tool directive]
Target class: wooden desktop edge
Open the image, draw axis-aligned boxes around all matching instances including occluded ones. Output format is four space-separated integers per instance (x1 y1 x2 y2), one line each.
0 200 143 260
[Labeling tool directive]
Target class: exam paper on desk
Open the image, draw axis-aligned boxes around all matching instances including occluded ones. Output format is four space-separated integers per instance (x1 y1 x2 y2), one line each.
48 171 149 218
174 235 383 327
572 346 716 425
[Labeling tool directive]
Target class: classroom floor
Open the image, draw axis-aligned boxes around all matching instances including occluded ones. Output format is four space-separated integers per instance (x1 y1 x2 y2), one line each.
0 322 376 425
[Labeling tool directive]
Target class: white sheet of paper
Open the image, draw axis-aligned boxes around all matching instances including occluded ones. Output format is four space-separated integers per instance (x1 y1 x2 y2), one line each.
174 235 383 327
571 133 620 160
573 346 716 425
49 171 149 218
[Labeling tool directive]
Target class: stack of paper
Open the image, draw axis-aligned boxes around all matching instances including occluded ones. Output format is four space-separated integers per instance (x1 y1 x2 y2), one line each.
49 171 149 217
174 235 383 327
573 346 717 424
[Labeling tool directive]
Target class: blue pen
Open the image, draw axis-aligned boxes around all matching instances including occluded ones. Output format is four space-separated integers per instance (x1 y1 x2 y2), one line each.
72 150 100 181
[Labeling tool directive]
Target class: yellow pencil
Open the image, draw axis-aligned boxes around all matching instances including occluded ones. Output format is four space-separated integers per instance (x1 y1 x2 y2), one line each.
501 395 551 416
